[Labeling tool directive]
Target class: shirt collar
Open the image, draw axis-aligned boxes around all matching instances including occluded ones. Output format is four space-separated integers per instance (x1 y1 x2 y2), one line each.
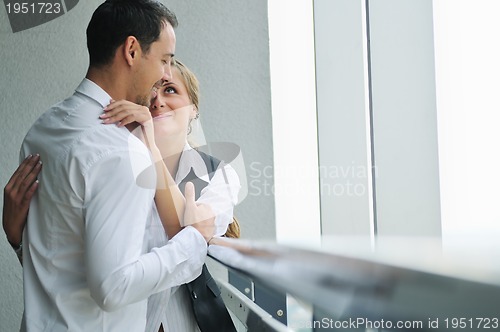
175 143 211 184
75 78 112 109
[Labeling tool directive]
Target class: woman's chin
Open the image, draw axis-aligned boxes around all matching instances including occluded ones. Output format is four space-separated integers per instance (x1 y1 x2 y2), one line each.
154 125 185 140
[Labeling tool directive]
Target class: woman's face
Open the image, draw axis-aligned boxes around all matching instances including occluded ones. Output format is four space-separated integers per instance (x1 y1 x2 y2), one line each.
150 67 196 139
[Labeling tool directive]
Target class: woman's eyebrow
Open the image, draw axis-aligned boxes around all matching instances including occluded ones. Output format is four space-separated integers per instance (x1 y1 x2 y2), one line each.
162 81 177 87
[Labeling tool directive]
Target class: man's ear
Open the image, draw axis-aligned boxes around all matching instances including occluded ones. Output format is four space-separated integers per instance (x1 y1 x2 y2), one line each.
124 36 141 66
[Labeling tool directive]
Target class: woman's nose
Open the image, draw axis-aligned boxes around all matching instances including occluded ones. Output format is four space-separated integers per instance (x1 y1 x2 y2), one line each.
151 95 165 109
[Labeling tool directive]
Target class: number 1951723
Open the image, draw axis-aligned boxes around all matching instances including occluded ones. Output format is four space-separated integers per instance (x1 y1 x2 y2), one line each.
5 2 62 14
444 317 499 329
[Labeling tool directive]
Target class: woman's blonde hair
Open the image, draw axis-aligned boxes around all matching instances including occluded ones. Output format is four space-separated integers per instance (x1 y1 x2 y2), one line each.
171 59 200 111
224 217 241 239
173 59 241 239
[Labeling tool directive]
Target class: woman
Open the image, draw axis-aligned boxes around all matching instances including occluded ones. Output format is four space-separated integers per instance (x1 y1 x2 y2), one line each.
3 59 240 332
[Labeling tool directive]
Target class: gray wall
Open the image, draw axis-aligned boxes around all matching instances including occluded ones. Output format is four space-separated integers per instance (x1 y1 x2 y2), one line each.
0 1 274 330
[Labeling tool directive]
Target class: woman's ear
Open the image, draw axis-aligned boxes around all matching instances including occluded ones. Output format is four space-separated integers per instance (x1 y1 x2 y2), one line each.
124 36 141 66
190 106 199 119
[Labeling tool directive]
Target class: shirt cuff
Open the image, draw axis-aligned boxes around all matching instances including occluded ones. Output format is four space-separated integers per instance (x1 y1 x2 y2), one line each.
175 225 207 249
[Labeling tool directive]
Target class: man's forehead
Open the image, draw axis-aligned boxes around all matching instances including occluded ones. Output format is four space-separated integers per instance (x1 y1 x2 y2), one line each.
158 23 176 53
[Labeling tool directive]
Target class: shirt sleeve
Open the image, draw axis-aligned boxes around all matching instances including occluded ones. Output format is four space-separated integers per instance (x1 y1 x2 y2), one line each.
197 163 241 236
144 204 208 287
83 147 207 312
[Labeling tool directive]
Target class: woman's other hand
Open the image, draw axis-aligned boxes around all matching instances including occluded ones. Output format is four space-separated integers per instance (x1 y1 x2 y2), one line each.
3 154 42 247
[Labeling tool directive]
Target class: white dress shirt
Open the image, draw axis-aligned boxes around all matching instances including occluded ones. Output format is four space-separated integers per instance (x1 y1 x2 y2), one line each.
145 143 241 332
20 79 207 332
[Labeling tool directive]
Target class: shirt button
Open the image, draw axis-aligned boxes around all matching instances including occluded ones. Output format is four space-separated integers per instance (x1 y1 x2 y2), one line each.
192 291 198 299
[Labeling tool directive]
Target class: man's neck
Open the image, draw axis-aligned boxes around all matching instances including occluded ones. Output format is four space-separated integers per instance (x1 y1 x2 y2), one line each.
86 65 128 102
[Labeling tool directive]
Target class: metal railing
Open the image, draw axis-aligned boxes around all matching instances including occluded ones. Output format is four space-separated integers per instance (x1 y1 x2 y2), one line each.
208 237 500 331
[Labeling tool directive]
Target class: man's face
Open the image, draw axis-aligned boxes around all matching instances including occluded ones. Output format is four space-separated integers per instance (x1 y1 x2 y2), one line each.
133 23 176 107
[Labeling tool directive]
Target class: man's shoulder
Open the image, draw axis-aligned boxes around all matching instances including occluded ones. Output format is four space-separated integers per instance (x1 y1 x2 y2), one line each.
22 91 149 171
73 125 149 162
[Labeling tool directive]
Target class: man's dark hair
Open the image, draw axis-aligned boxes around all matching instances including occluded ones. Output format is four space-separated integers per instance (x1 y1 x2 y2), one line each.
86 0 178 67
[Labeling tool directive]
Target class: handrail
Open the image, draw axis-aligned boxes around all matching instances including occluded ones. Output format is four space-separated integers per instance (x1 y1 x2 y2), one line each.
215 277 292 332
209 237 500 331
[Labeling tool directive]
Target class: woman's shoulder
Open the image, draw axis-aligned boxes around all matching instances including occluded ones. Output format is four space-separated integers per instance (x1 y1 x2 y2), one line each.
193 149 221 173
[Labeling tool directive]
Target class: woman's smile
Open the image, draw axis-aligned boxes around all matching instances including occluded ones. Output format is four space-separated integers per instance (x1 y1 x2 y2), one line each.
152 110 175 120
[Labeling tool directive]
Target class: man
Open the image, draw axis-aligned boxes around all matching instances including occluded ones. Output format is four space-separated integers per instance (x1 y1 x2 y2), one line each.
18 1 214 330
